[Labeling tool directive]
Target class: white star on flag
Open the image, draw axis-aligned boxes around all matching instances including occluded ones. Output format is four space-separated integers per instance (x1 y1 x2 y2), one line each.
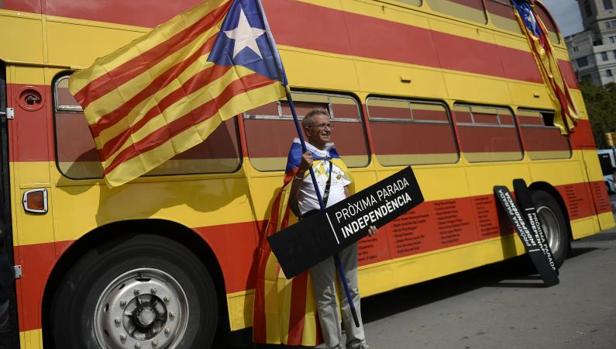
224 8 266 58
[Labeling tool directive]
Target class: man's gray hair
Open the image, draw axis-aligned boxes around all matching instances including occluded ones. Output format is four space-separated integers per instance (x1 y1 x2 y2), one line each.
302 108 330 128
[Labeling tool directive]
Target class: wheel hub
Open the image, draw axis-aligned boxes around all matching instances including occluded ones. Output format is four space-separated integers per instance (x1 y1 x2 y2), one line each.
94 268 189 349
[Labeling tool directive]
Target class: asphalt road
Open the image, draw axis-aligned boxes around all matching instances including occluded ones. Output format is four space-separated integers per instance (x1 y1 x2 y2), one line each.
362 229 616 349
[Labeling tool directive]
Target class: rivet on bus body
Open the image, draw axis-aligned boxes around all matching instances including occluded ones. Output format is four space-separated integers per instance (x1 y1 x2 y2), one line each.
134 343 141 349
134 289 140 296
120 300 127 307
114 318 121 326
164 328 171 336
533 92 540 98
150 288 157 294
120 334 127 342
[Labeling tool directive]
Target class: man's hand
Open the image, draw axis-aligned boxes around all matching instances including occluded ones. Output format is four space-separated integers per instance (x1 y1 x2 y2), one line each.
299 151 313 173
368 225 378 236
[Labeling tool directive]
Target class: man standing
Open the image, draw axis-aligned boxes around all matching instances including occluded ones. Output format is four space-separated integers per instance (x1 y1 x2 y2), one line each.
288 108 374 349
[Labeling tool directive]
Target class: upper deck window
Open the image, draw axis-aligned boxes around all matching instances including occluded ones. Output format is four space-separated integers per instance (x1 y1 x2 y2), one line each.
426 0 487 24
366 97 458 166
534 3 561 44
486 0 523 34
453 104 523 162
53 75 241 180
243 92 369 172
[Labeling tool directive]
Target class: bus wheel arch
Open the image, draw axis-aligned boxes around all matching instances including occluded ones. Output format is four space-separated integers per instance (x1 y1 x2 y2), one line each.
42 219 229 349
527 182 572 267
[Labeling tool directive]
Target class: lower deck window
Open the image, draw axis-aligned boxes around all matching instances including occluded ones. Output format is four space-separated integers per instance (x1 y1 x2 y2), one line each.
367 97 458 166
453 104 523 162
53 75 241 179
243 92 369 171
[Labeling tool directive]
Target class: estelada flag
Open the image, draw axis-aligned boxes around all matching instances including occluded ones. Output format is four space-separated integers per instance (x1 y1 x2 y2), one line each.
512 0 579 134
253 138 353 346
69 0 286 187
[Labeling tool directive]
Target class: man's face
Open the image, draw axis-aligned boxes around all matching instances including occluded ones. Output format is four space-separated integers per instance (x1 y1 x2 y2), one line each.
304 114 332 149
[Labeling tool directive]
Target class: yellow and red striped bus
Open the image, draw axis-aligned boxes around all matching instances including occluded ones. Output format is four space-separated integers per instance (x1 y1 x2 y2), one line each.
0 0 612 348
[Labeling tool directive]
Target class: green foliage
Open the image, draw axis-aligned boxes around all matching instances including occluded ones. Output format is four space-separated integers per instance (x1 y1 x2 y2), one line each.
580 81 616 148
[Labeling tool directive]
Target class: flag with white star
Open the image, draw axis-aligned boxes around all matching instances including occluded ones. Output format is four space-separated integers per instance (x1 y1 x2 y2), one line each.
68 0 286 187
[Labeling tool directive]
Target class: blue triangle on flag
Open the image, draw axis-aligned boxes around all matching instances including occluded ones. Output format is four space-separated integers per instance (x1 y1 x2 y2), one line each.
208 0 286 84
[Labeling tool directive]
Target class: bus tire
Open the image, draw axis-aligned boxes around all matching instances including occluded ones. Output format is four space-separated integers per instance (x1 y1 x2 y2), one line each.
531 190 570 267
49 233 218 349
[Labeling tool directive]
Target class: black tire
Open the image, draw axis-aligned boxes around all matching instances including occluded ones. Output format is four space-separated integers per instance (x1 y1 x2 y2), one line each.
49 234 218 349
531 190 570 267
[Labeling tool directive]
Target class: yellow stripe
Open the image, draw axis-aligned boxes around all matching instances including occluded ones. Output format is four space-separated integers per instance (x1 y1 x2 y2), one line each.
276 269 292 344
11 161 258 246
227 289 254 330
81 27 219 128
301 275 318 346
68 0 228 92
598 211 616 231
13 146 595 246
20 329 43 349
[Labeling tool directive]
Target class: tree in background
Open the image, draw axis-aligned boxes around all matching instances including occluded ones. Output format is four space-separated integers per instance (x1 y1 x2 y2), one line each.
580 81 616 149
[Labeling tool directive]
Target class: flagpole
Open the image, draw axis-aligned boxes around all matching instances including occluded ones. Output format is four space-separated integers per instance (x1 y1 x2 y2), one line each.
256 0 360 328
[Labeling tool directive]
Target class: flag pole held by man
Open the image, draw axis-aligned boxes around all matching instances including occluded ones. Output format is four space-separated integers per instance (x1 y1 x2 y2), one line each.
67 0 360 347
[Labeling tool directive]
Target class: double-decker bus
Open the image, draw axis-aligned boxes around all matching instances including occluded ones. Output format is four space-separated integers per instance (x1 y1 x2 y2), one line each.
0 0 612 348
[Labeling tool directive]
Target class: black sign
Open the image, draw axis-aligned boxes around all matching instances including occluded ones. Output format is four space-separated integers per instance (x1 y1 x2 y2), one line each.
493 184 559 286
512 179 558 274
269 166 424 279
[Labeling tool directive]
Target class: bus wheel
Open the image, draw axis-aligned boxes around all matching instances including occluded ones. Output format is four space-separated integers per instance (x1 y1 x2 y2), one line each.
531 190 570 267
49 234 218 349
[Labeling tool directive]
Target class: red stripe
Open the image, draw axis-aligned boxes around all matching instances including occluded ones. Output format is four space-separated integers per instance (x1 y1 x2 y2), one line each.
73 1 231 108
569 119 596 149
90 34 219 139
287 273 309 345
99 64 231 161
103 73 276 175
44 0 202 28
2 0 41 13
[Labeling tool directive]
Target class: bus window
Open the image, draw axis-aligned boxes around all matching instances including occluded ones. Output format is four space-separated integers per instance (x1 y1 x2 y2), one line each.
486 0 523 34
453 104 523 162
53 75 241 179
516 109 571 160
243 92 369 171
534 3 561 44
426 0 487 24
367 97 458 166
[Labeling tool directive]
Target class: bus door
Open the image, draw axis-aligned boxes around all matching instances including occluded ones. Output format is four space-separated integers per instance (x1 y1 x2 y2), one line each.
0 61 19 348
